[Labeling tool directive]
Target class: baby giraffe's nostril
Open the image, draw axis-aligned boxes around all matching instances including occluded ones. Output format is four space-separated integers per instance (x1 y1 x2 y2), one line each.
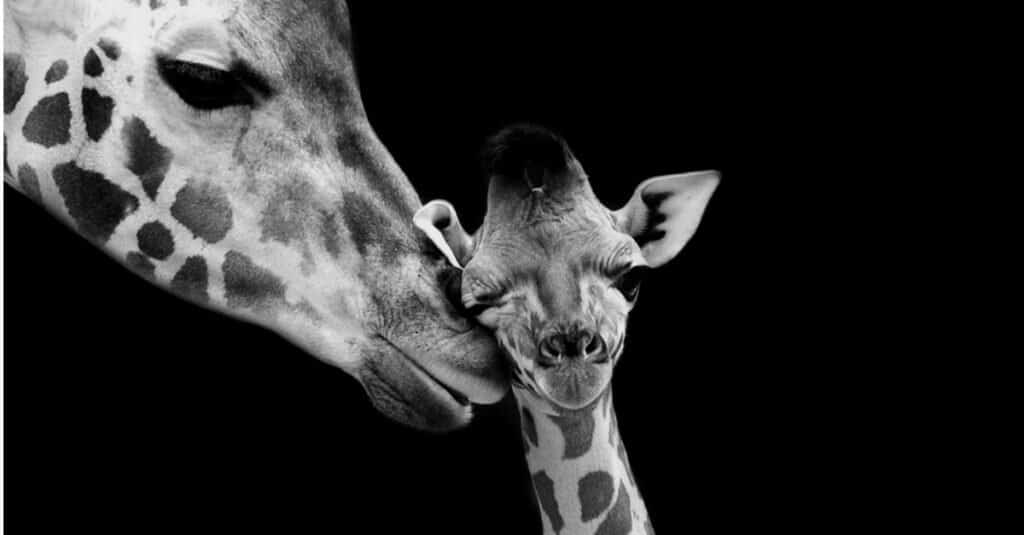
537 336 563 367
539 330 606 366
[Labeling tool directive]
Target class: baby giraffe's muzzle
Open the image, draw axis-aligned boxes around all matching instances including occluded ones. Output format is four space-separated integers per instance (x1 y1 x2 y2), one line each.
537 328 608 367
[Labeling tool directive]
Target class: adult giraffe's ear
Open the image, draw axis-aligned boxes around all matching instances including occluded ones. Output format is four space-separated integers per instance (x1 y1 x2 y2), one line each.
614 171 720 268
413 200 475 269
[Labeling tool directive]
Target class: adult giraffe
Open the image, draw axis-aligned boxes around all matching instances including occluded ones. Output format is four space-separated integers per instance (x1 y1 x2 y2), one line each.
3 0 506 431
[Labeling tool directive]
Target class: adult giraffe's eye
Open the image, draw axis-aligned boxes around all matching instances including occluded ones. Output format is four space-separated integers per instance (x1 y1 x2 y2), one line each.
157 58 253 110
615 266 649 302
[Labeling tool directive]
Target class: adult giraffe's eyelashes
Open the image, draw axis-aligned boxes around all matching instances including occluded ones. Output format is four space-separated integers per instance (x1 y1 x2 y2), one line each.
157 57 253 110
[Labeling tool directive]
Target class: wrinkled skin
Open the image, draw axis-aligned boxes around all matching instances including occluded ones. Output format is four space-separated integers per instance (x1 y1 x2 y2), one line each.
4 0 505 430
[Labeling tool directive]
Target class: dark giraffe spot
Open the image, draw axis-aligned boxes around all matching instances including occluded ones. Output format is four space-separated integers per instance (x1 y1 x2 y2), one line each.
335 129 413 218
45 59 68 84
126 251 155 279
579 470 615 522
521 408 539 448
223 250 287 310
532 471 564 535
171 255 209 302
122 117 172 199
170 179 233 243
23 93 71 147
341 193 403 263
595 481 632 535
150 0 164 8
260 178 314 244
319 210 342 258
52 161 139 242
126 75 134 84
137 221 174 260
548 409 595 460
97 38 121 60
4 54 27 114
260 179 318 267
82 88 115 141
16 164 41 204
335 129 368 169
84 49 103 77
303 132 322 156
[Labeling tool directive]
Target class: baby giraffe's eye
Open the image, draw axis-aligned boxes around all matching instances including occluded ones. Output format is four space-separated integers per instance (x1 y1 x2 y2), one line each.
614 266 650 302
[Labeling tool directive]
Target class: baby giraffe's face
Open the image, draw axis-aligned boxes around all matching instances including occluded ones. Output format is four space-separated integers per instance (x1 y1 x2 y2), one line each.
461 196 645 409
415 125 719 411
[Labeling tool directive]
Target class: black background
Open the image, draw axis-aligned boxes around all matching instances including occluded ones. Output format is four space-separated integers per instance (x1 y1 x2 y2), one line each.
4 3 924 534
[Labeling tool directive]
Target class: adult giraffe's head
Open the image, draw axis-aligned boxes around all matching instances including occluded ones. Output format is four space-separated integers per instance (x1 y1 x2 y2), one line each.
3 0 506 430
416 125 719 411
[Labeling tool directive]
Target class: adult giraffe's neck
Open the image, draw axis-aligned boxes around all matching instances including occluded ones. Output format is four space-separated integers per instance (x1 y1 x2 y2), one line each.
514 387 653 535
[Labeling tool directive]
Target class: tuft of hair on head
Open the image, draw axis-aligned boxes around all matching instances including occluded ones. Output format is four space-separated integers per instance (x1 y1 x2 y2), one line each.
480 124 574 190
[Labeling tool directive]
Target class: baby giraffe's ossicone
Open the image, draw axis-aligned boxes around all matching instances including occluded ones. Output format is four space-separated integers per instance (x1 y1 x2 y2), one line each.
415 125 719 534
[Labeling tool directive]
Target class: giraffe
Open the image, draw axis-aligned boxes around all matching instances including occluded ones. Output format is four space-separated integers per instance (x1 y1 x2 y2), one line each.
415 124 720 534
3 0 508 431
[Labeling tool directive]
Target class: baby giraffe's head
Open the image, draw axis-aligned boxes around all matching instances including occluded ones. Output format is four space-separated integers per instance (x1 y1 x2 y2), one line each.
416 125 718 411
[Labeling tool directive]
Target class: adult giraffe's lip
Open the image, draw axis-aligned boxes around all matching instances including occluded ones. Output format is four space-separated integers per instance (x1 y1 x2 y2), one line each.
380 328 506 407
393 342 471 407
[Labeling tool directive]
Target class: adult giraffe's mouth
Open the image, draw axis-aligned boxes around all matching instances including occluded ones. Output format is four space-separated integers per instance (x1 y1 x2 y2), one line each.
379 336 471 406
358 328 505 431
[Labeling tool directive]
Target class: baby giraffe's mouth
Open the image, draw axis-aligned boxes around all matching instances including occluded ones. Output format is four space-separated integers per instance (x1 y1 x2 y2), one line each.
532 359 612 410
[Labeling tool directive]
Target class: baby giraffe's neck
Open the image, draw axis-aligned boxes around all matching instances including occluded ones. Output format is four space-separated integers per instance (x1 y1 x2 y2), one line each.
514 387 653 535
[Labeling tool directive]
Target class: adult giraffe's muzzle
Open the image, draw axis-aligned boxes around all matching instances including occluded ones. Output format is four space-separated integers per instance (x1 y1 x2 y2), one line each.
352 255 506 431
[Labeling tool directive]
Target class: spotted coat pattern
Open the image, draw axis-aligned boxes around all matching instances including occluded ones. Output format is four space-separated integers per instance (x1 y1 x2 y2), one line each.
517 389 654 535
2 0 508 439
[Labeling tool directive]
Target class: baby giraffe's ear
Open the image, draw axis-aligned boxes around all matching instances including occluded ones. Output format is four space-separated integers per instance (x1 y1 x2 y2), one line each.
413 200 476 268
614 171 720 268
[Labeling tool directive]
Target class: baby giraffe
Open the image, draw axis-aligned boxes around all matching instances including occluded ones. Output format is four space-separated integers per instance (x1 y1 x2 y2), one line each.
415 125 719 534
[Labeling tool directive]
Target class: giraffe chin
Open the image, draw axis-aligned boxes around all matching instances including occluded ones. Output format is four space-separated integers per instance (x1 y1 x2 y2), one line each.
536 361 612 411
